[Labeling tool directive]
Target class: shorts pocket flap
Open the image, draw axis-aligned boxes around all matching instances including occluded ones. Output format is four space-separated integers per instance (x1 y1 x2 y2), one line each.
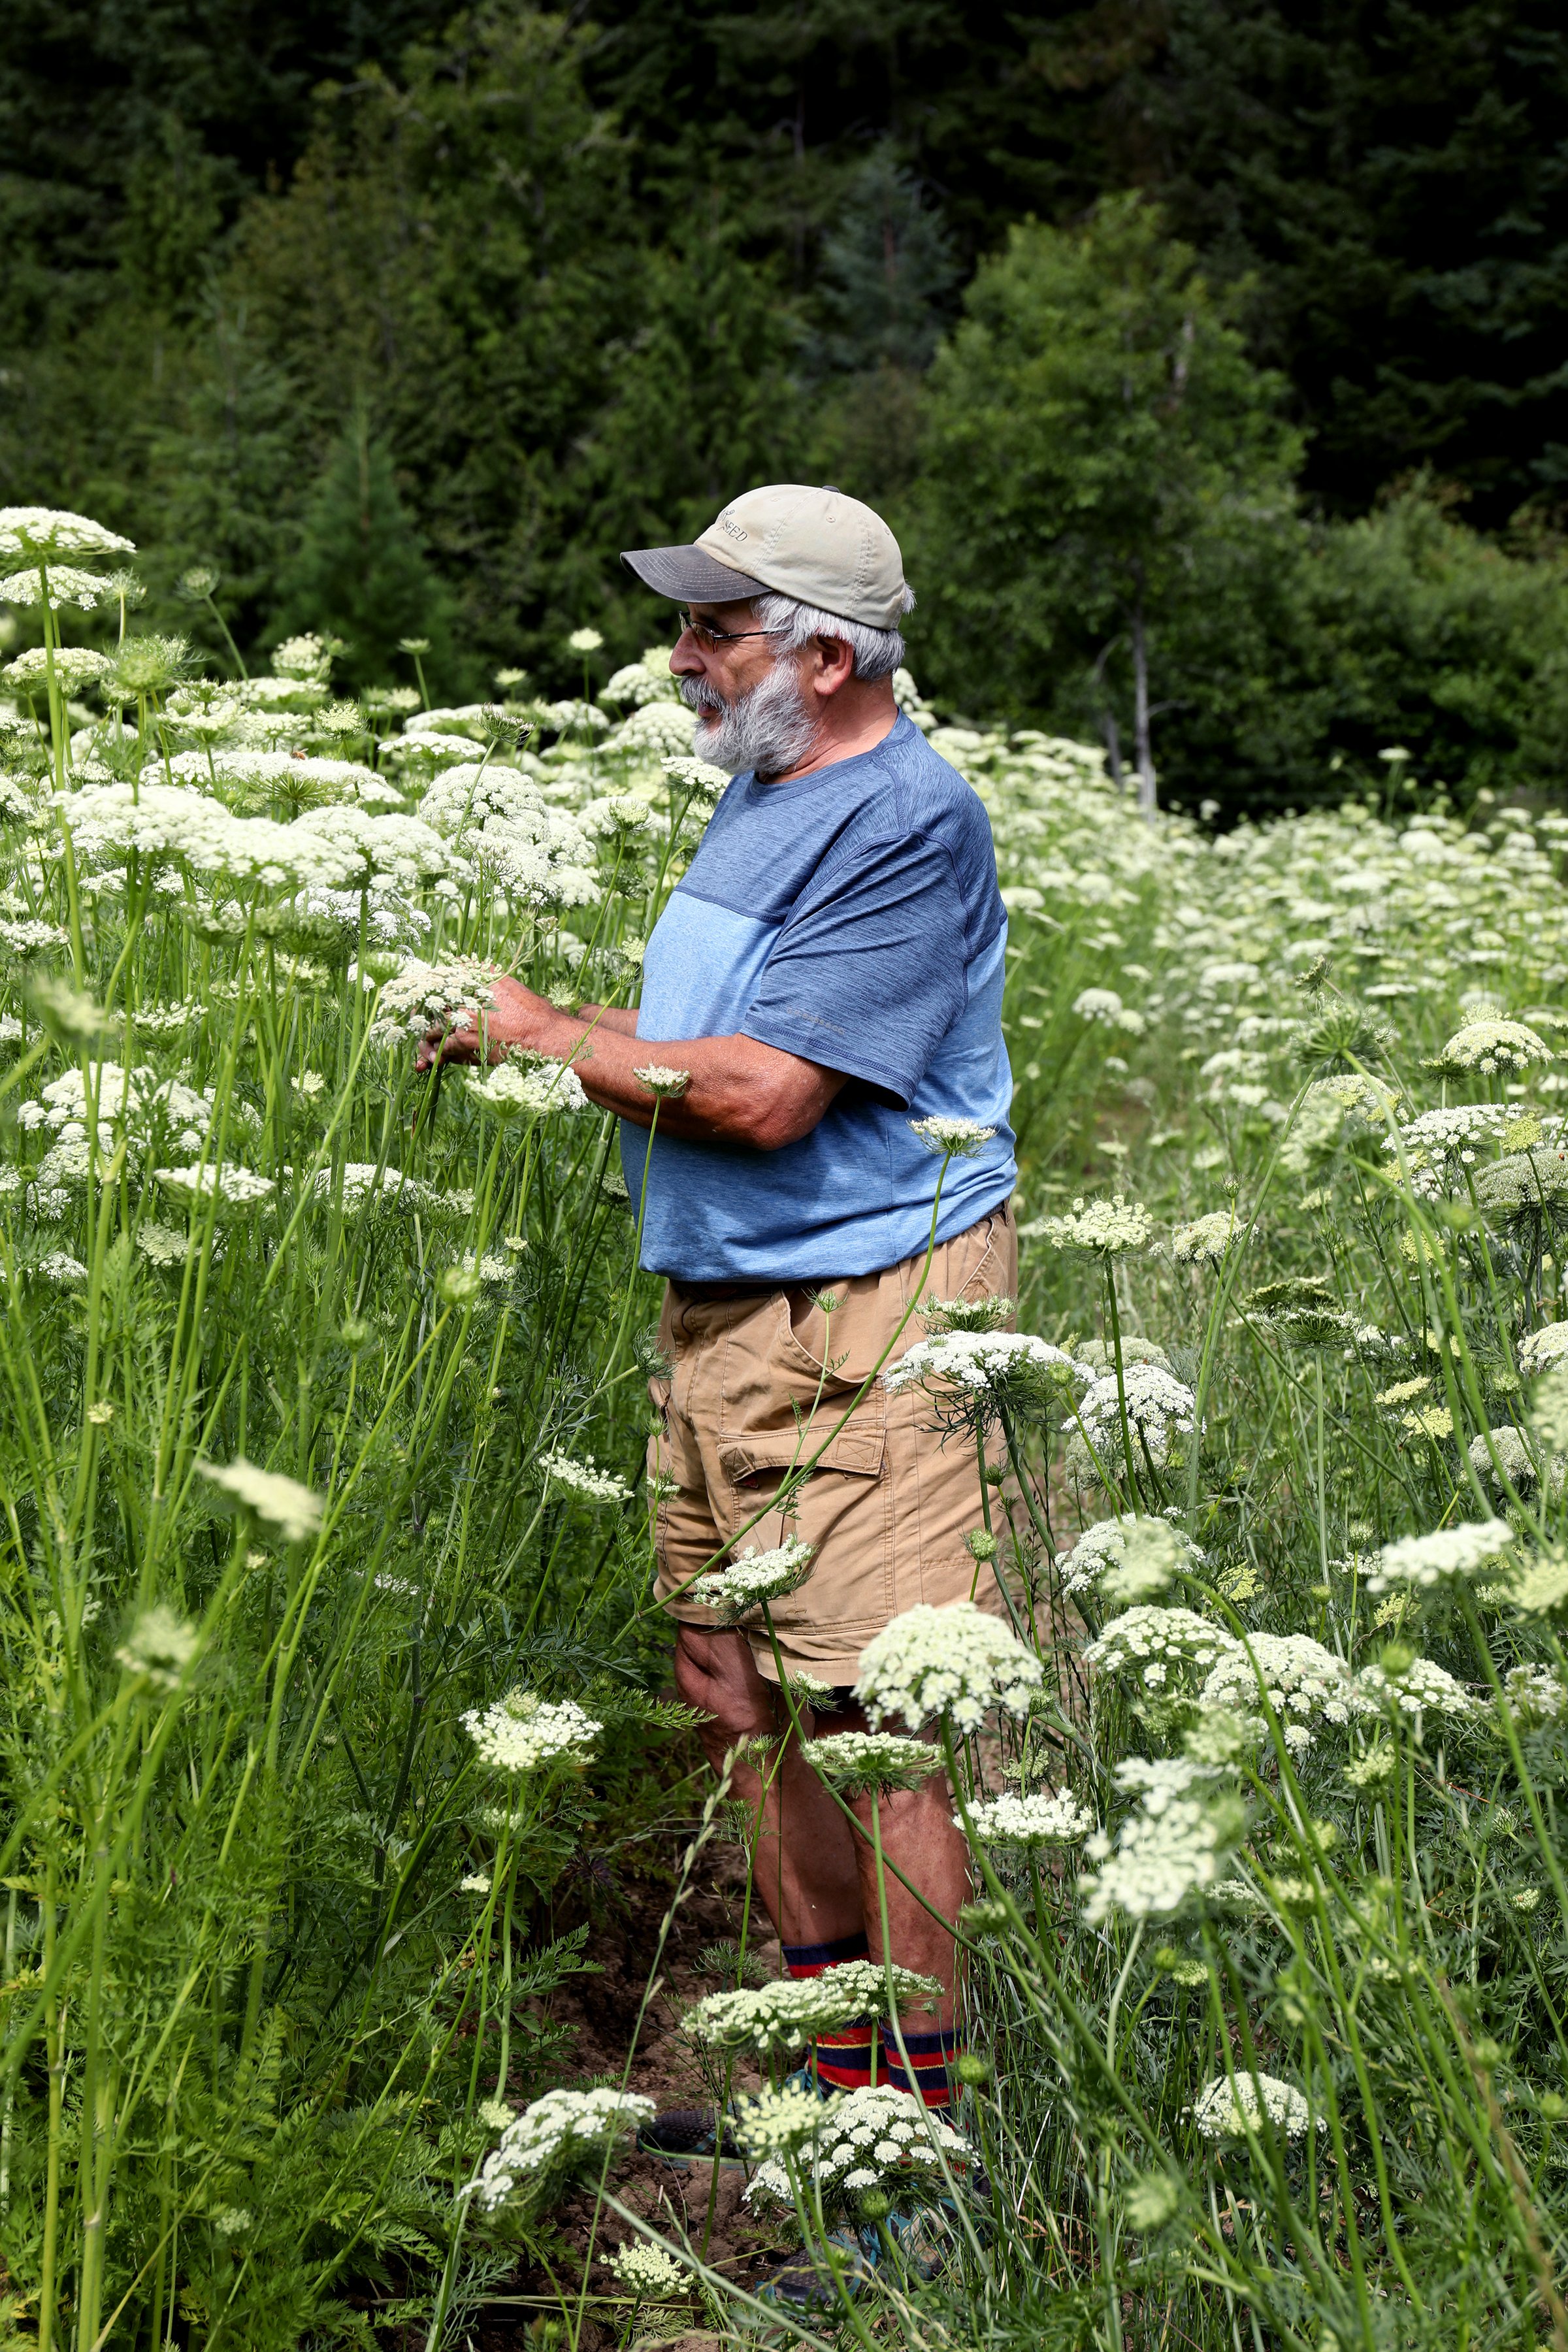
720 1428 885 1482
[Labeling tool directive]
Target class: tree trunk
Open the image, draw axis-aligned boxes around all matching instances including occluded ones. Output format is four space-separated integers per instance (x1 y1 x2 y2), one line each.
1130 576 1156 821
1092 636 1125 789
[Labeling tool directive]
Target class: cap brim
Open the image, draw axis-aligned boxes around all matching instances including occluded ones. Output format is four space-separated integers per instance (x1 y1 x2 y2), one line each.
621 544 768 604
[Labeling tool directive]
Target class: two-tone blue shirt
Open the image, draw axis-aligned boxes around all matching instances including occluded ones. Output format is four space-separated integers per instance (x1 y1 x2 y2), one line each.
619 713 1016 1282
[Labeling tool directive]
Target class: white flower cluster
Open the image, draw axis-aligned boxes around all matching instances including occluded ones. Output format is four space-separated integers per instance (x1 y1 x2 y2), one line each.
743 2084 970 2209
1433 1018 1552 1075
1073 986 1145 1033
732 2082 838 2157
1081 1757 1242 1924
465 1058 588 1119
155 1164 275 1211
377 955 501 1030
463 1690 602 1772
1191 2072 1317 2142
961 1788 1096 1846
606 2242 683 2299
1170 1211 1239 1264
468 2087 654 2212
855 1601 1044 1731
1355 1656 1476 1721
1024 1192 1153 1254
1383 1103 1515 1200
1199 1633 1358 1752
1369 1518 1514 1592
1502 1662 1568 1726
1076 1365 1200 1467
881 1328 1091 1398
1522 1322 1568 1377
537 1451 630 1504
806 1731 944 1793
908 1113 998 1158
1060 1516 1205 1599
1083 1606 1241 1693
687 1538 817 1624
682 1961 938 2055
198 1456 325 1543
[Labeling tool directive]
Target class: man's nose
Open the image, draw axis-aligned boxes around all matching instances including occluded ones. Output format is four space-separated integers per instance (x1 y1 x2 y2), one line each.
668 630 706 678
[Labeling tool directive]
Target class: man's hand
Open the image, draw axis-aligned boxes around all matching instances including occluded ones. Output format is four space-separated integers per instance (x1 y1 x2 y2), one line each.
414 975 847 1149
415 975 551 1073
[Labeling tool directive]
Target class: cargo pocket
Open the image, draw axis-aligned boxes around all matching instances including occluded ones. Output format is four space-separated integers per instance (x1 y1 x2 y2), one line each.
715 1422 894 1629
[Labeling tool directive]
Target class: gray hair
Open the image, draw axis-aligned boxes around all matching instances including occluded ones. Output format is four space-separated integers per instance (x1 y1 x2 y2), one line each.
753 585 915 683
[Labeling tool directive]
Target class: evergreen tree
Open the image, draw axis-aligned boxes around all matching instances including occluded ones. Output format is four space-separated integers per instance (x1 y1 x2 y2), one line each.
271 414 459 689
906 195 1302 811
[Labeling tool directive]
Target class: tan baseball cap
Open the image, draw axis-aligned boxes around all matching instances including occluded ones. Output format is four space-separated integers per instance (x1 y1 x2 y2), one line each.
623 483 909 630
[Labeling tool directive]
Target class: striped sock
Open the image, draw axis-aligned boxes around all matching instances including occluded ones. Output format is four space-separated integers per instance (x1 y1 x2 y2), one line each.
881 2023 960 2109
781 1930 877 2092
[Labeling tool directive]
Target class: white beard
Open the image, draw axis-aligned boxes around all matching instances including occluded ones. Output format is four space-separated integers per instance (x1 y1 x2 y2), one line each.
681 661 818 779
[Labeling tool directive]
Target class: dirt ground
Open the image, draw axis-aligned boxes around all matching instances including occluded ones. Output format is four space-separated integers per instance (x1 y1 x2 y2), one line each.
453 1835 793 2349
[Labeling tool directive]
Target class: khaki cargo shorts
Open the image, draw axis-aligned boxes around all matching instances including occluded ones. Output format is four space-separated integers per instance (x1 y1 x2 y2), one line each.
647 1200 1017 1684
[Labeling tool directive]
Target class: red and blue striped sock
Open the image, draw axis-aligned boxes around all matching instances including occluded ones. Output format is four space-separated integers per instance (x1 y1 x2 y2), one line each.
781 1930 877 2092
881 2023 960 2109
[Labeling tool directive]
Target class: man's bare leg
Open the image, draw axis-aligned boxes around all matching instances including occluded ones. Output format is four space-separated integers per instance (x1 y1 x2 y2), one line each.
674 1630 970 2046
674 1625 863 1946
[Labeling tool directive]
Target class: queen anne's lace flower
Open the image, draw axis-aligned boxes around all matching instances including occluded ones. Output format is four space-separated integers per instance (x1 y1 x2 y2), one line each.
1192 2072 1317 2141
1469 1425 1552 1494
806 1731 943 1793
1199 1634 1358 1752
0 505 135 560
682 1961 939 2055
855 1601 1044 1731
1522 1322 1568 1377
468 2088 653 2212
961 1789 1096 1845
606 2243 683 2298
537 1452 630 1504
1083 1606 1240 1693
1081 1759 1243 1924
687 1539 817 1624
1433 1019 1552 1075
378 955 501 1030
743 2085 969 2210
1025 1192 1153 1254
1369 1518 1514 1592
1060 1516 1205 1599
909 1115 998 1157
1076 1366 1200 1467
463 1691 602 1772
733 2083 840 2157
881 1329 1092 1397
634 1064 690 1098
155 1164 275 1210
198 1456 324 1543
1354 1656 1476 1721
114 1605 199 1693
1170 1211 1237 1264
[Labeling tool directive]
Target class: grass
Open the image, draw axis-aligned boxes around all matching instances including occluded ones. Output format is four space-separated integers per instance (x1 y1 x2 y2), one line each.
3 523 1568 2349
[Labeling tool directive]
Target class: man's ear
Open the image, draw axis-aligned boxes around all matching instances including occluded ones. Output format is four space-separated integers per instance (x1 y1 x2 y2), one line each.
811 632 857 697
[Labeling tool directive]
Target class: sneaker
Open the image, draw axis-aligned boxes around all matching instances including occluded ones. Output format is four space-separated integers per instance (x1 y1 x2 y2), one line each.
636 2063 828 2172
636 2106 746 2169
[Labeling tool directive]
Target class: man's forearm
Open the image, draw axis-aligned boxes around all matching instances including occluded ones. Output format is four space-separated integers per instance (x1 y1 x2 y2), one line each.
576 1002 640 1038
527 1007 811 1144
423 978 845 1149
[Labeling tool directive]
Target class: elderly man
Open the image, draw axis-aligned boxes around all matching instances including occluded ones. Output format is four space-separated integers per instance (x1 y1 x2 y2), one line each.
423 484 1015 2134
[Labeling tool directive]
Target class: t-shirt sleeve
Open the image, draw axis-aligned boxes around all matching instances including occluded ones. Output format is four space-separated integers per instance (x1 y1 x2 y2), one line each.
739 832 968 1105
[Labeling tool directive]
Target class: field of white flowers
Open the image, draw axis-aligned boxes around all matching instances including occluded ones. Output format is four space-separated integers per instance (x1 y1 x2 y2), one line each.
5 502 1568 2351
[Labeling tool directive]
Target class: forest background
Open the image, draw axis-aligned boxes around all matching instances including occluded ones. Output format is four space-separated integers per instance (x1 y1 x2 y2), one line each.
6 0 1568 821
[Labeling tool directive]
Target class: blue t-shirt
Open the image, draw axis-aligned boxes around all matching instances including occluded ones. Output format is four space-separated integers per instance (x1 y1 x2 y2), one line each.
619 713 1017 1282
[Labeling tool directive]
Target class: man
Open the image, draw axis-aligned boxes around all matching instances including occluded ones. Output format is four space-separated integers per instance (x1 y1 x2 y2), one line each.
421 483 1016 2132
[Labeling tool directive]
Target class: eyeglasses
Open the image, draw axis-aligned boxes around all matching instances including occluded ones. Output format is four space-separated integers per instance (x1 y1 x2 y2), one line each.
675 610 785 651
